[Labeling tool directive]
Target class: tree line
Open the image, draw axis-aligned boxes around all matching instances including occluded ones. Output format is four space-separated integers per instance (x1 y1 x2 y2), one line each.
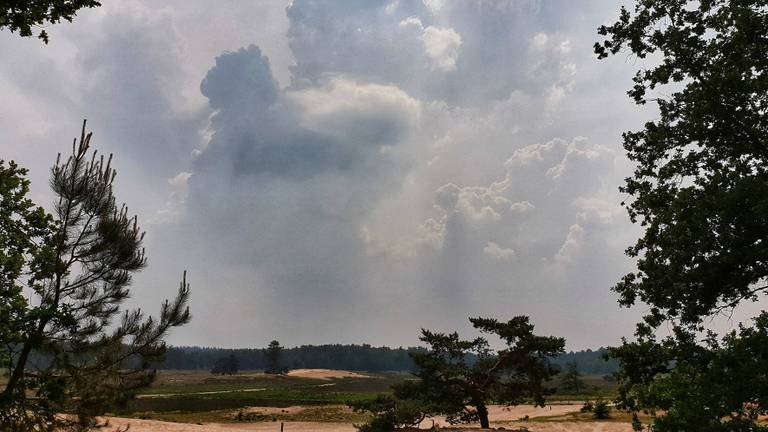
159 344 618 374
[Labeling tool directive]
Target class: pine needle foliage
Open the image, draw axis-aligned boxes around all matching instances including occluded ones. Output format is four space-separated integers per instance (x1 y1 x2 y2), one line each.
0 121 191 431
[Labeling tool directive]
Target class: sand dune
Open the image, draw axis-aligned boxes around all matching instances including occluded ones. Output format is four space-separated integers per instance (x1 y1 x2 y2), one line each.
285 369 372 380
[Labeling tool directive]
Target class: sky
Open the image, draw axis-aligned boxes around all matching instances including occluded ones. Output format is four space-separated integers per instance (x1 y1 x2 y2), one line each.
0 0 660 350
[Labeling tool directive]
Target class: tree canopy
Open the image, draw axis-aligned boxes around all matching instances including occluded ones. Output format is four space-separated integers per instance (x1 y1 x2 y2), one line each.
211 354 239 375
560 361 586 394
354 316 565 430
0 1 101 43
0 121 191 431
264 340 288 374
596 1 768 430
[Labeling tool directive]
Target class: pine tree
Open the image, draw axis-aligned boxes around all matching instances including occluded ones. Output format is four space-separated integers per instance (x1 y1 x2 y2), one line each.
354 316 564 430
0 121 191 431
560 361 585 394
264 340 285 374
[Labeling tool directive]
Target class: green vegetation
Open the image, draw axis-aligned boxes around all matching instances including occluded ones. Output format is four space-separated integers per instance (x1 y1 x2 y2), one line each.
0 122 190 431
581 399 611 420
559 362 586 395
596 1 768 430
352 316 565 430
264 340 288 374
211 354 240 375
0 0 101 43
160 344 619 375
111 370 408 422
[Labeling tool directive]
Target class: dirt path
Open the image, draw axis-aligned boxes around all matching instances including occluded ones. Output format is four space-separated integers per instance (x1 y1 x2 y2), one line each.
100 418 356 431
100 417 633 432
139 388 267 398
101 404 633 432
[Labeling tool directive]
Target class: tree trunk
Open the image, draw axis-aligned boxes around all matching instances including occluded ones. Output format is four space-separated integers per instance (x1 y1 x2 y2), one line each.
2 342 32 397
477 403 490 429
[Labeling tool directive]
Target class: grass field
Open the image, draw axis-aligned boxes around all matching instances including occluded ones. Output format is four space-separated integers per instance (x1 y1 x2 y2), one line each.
108 369 619 425
112 370 408 423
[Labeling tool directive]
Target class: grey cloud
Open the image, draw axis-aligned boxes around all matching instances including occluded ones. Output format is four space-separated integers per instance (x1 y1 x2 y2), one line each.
3 0 651 348
72 5 205 176
176 44 426 342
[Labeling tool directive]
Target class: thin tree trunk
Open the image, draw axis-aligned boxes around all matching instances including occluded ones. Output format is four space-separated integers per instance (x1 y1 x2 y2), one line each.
2 342 33 397
477 403 490 429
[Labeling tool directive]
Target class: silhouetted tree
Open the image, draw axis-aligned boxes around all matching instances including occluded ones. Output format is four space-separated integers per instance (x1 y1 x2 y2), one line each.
596 1 768 430
264 340 286 374
0 121 191 431
0 1 101 43
355 316 564 430
211 354 239 375
560 361 585 394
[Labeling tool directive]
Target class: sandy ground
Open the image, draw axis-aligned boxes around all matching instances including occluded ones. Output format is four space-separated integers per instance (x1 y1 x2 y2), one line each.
285 369 372 380
100 417 632 432
100 404 633 432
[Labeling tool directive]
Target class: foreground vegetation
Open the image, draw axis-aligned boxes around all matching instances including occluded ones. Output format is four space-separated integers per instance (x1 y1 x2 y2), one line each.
105 368 618 425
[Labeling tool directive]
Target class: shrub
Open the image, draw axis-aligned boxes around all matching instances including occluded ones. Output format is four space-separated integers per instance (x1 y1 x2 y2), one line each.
592 400 611 419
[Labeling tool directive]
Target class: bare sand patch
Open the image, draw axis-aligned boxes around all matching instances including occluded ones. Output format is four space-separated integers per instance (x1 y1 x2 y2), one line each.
240 406 316 416
100 403 633 432
286 369 371 380
100 416 633 432
515 423 632 432
100 418 357 431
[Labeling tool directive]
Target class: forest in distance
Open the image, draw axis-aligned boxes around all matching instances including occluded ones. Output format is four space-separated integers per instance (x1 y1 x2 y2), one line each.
160 344 619 374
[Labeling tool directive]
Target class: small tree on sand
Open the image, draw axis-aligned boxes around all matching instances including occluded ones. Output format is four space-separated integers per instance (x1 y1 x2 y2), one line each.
354 316 565 430
0 121 191 431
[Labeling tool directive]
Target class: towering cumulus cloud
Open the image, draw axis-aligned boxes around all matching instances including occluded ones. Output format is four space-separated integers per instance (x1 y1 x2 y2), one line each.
0 0 647 347
183 44 422 335
170 0 645 347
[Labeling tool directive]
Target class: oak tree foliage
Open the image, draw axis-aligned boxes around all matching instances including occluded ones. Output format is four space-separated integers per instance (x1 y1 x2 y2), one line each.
596 1 768 430
0 0 101 43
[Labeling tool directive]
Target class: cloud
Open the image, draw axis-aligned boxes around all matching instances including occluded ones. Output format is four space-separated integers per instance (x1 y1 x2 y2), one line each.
434 182 511 222
484 241 516 262
555 224 585 264
421 26 462 72
2 0 652 349
288 77 421 144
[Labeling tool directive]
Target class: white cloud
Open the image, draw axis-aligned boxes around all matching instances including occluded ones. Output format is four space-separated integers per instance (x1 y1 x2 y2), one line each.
421 26 462 71
434 182 511 222
555 224 585 264
510 200 535 213
484 241 516 262
288 77 421 143
423 0 445 14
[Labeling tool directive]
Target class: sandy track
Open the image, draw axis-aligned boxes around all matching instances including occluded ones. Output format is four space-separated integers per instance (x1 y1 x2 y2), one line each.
99 418 357 431
100 417 632 432
100 404 633 432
